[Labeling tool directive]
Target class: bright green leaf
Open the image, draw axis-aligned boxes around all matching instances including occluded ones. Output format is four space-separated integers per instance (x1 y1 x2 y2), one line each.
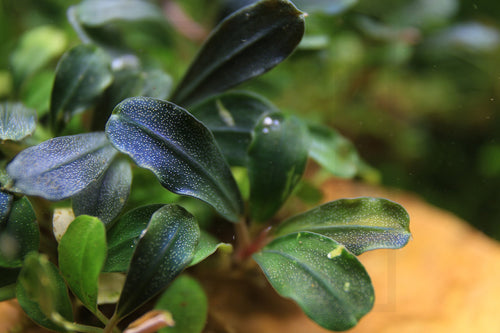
292 0 357 14
253 232 374 331
189 231 232 267
275 197 411 255
116 204 200 319
0 102 36 141
58 215 107 313
155 275 208 333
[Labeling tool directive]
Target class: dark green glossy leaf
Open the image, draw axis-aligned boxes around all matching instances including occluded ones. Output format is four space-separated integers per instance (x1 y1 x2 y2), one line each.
275 197 411 255
171 0 305 106
0 267 19 301
248 113 309 222
155 275 208 333
50 44 112 132
190 91 277 166
0 190 13 223
116 204 200 319
73 158 132 226
58 215 107 312
253 232 374 331
0 197 38 268
0 102 37 141
104 204 164 272
106 97 243 222
6 132 118 200
292 0 357 14
17 253 73 332
189 231 232 267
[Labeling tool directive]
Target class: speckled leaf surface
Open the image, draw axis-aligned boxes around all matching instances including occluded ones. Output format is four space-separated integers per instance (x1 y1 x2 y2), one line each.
6 132 118 200
116 204 200 319
292 0 357 14
171 0 305 106
189 230 232 267
106 97 243 222
0 190 13 223
104 204 164 272
253 232 374 331
73 158 132 226
50 44 112 132
58 215 106 313
248 113 309 222
17 253 73 332
275 197 411 255
0 197 38 268
0 102 37 141
190 91 277 166
155 275 208 333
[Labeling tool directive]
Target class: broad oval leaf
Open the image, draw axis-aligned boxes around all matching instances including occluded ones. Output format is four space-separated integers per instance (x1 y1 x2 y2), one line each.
0 197 38 268
104 204 164 272
292 0 357 14
155 275 208 333
190 91 277 166
189 231 232 267
17 253 74 332
50 44 112 132
253 232 374 331
6 132 118 200
106 97 243 222
171 0 305 106
73 158 132 226
248 113 309 222
58 215 107 313
0 102 37 141
116 204 200 319
275 197 411 255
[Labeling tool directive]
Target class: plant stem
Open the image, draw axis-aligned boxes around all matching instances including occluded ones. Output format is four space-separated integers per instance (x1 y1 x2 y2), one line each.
234 217 251 261
52 313 104 333
103 313 121 333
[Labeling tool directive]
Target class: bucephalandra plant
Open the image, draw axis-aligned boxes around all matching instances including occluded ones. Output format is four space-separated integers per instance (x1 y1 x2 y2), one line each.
0 1 411 332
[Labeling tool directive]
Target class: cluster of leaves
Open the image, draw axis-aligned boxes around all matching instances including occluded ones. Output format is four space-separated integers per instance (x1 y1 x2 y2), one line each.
0 0 411 332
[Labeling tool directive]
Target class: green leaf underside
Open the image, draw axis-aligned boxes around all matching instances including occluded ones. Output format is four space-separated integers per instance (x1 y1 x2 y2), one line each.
190 91 277 166
58 215 106 312
171 0 305 106
248 113 309 222
104 204 164 272
116 204 200 319
73 158 132 226
17 253 73 332
292 0 357 14
155 275 208 333
6 132 118 200
105 97 243 222
253 232 374 331
0 102 37 141
50 44 112 131
275 197 411 255
189 231 232 267
0 197 38 268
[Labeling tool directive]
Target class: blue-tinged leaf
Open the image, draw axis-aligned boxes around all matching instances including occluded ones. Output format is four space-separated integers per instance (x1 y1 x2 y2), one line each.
106 97 243 222
171 0 305 106
104 204 164 273
0 102 37 141
253 232 374 331
0 197 38 268
0 190 13 223
190 91 277 166
73 158 132 226
6 132 118 200
115 204 200 319
292 0 357 14
275 197 411 255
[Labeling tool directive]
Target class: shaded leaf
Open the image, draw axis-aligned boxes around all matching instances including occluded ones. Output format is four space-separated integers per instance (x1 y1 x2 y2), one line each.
104 204 164 272
0 102 37 141
248 113 309 222
6 132 118 200
292 0 357 14
0 197 38 268
50 44 112 132
116 204 200 319
58 215 107 312
190 91 277 166
73 158 132 226
171 0 305 106
17 253 73 332
0 266 20 301
253 232 374 331
189 231 232 267
106 97 243 222
275 197 411 255
155 275 208 333
0 189 13 223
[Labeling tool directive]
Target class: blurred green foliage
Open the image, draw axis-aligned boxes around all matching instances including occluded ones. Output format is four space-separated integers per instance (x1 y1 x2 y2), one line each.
1 0 499 239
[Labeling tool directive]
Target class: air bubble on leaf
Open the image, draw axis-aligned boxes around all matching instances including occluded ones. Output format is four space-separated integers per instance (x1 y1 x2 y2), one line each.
343 282 351 292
